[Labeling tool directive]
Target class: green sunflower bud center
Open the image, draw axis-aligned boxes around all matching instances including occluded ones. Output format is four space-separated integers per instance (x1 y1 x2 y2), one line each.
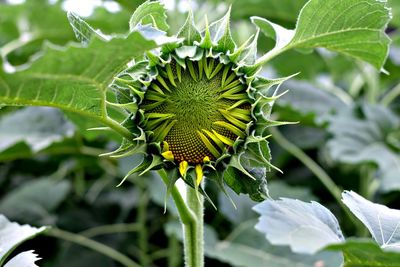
141 57 251 164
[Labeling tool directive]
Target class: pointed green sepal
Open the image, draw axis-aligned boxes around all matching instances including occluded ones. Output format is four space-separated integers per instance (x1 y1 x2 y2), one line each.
199 16 214 49
210 6 236 53
178 9 202 45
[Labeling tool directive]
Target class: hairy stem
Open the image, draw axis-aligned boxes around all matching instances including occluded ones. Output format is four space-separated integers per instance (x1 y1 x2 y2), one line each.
269 127 362 230
47 228 141 267
184 186 204 267
101 117 134 140
158 170 203 267
138 191 151 267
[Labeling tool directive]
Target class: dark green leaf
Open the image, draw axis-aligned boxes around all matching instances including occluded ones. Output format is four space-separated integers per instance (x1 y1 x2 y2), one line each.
255 0 392 70
326 239 400 267
0 30 163 137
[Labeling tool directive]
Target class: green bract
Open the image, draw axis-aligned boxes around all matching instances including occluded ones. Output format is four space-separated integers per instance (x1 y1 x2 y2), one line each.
106 4 290 202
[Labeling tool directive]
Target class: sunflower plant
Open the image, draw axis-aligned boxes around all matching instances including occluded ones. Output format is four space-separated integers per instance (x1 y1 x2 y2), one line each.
99 5 290 265
0 0 392 266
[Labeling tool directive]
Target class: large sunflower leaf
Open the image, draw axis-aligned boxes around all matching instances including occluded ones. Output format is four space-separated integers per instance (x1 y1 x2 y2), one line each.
0 107 74 154
231 0 307 25
165 219 342 267
326 104 400 192
0 1 75 65
277 79 347 124
0 30 165 138
0 177 71 224
254 0 391 70
0 215 46 265
342 191 400 251
4 251 41 267
253 198 345 254
326 239 400 267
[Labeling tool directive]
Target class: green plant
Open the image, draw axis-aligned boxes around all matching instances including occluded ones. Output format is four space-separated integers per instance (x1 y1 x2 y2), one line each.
0 0 399 266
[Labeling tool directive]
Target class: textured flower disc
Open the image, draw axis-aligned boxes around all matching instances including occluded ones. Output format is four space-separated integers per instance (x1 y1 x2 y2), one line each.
141 58 251 164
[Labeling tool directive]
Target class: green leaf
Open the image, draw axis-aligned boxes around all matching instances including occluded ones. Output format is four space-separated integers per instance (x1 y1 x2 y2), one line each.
253 198 345 254
0 215 46 266
0 1 75 66
0 31 162 139
267 180 318 201
218 188 258 225
388 0 400 27
0 107 75 153
165 220 342 267
326 104 400 192
4 251 40 267
67 12 107 44
218 181 317 225
254 0 391 70
277 79 347 124
224 159 268 202
0 177 71 224
342 191 400 250
207 220 342 267
326 239 400 267
231 0 307 25
129 1 169 32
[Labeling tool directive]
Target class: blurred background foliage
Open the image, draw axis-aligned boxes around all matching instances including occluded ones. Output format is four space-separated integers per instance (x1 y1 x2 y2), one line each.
0 0 399 266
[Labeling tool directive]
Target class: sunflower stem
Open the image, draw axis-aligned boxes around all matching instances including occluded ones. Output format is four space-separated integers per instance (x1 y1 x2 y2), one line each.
158 170 204 267
185 186 204 267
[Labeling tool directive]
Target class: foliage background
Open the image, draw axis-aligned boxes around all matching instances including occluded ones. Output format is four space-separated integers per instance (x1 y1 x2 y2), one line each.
0 0 399 266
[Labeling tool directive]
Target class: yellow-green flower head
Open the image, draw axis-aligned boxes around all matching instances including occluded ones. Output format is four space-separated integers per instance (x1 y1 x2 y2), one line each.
110 3 289 202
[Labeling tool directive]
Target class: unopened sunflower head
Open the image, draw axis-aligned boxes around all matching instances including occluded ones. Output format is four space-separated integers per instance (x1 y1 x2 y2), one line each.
108 3 291 202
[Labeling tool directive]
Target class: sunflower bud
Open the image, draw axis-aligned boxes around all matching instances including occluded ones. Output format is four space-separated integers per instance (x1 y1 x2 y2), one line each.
109 4 292 202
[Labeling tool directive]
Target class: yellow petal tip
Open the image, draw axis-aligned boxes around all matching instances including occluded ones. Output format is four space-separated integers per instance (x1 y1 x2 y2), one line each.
179 161 189 177
203 156 210 163
195 165 203 186
162 141 169 152
162 151 174 161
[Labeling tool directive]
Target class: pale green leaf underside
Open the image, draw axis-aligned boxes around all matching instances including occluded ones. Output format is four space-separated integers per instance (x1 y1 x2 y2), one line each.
342 191 400 251
0 32 159 136
4 251 40 267
255 0 391 70
0 107 75 153
253 198 345 254
166 220 342 267
327 104 400 192
0 215 46 265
